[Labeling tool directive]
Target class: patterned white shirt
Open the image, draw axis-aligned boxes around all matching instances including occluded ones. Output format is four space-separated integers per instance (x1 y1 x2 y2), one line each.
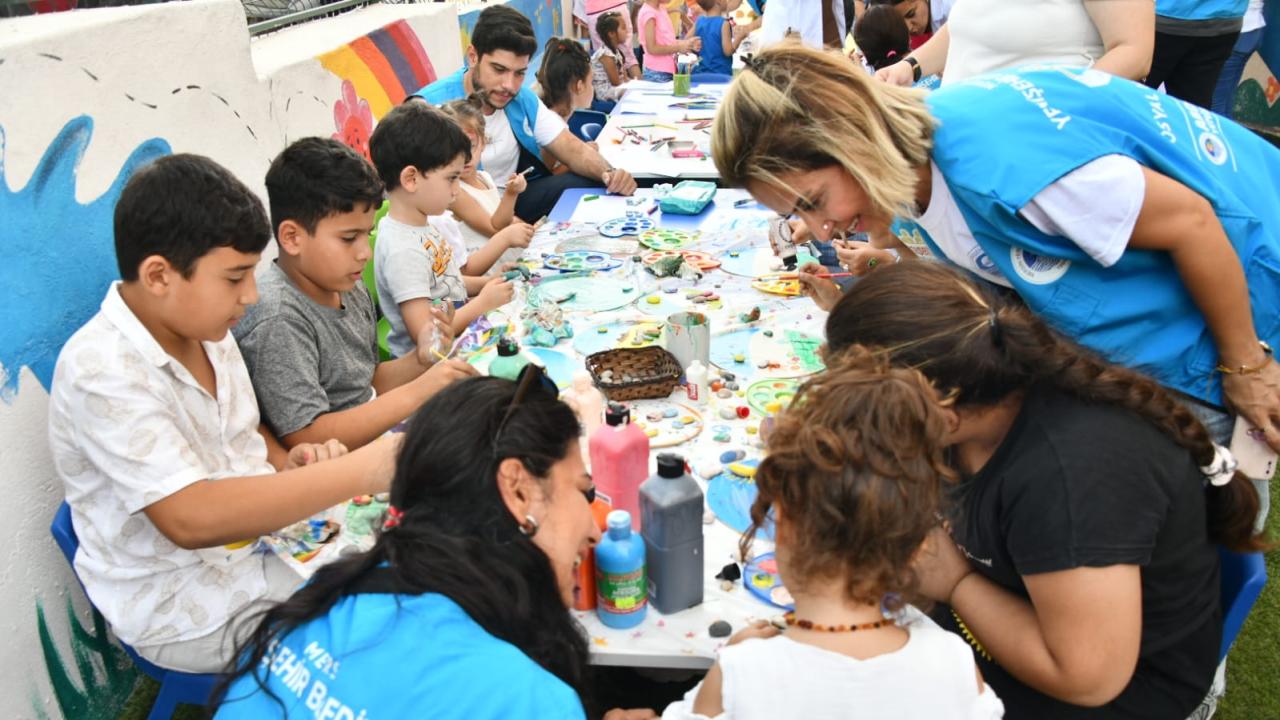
48 283 274 648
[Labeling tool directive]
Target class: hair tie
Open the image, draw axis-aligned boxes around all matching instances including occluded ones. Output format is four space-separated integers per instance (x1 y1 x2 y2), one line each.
741 53 761 73
1201 444 1238 487
987 309 1004 348
383 505 405 530
886 50 898 59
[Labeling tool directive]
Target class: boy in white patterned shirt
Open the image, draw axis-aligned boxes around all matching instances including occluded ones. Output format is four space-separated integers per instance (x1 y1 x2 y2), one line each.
48 155 401 673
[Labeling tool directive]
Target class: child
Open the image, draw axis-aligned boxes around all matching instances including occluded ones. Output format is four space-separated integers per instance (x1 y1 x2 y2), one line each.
439 97 536 269
234 137 475 452
48 154 405 674
662 348 1004 719
368 102 515 354
853 4 940 88
692 0 742 75
638 0 701 82
587 0 641 81
538 37 598 122
853 4 911 72
593 12 628 108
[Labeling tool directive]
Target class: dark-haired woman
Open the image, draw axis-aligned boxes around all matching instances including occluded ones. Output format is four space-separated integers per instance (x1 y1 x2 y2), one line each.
215 372 653 719
823 260 1265 719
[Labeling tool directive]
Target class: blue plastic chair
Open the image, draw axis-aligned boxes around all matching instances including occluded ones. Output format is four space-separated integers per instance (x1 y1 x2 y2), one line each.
51 502 219 719
1218 547 1267 663
568 109 610 142
691 72 733 84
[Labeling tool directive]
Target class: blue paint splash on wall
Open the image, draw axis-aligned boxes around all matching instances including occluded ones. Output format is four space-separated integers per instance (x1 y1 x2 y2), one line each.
0 117 169 399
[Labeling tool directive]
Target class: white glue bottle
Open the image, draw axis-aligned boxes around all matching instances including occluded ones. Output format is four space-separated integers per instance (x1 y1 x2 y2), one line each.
685 360 709 406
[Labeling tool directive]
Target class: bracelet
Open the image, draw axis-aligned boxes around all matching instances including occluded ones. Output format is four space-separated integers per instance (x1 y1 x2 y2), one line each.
1216 341 1274 375
884 247 901 263
904 56 922 83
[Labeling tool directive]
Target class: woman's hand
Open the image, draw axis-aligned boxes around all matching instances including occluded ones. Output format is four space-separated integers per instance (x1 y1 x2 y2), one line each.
1222 359 1280 451
797 262 844 311
876 60 916 86
915 526 974 603
834 239 896 274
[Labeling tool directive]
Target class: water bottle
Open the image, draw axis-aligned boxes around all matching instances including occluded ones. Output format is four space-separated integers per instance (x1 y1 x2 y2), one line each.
488 336 529 381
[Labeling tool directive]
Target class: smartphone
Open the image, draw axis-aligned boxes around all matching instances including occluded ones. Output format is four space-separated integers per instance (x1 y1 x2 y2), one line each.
1230 416 1278 479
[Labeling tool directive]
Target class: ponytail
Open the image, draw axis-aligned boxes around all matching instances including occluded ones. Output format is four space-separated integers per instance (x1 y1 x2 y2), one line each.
825 261 1268 552
537 36 592 111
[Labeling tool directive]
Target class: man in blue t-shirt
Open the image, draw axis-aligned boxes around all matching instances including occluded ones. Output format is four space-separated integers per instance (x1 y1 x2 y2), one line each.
413 6 637 220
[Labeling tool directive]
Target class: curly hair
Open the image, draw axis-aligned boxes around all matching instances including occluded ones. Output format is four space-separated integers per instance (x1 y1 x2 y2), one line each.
744 347 956 609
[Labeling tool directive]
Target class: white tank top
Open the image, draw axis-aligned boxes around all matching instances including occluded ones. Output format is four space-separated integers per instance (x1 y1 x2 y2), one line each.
943 0 1105 85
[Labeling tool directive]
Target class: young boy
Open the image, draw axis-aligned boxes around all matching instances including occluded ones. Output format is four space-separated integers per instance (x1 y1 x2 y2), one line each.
693 0 745 75
368 102 514 357
48 154 402 673
234 137 474 451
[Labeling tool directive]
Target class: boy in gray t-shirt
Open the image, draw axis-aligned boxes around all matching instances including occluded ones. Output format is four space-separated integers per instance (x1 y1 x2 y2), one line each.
234 137 474 451
368 102 512 359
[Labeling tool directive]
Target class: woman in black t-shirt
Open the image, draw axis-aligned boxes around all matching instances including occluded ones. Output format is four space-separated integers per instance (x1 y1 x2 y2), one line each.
823 261 1265 719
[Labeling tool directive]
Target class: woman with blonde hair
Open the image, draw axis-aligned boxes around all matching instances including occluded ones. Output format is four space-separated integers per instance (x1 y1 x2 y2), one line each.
711 45 1280 486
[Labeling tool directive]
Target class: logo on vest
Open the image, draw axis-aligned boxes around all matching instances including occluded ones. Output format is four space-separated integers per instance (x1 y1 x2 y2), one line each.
1010 248 1070 285
1199 132 1229 166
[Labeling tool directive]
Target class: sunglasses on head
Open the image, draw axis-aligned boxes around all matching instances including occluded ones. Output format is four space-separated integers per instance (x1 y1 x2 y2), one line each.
492 364 597 504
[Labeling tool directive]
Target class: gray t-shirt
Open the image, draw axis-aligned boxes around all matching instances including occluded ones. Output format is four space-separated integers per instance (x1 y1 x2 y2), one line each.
233 262 378 437
373 215 467 358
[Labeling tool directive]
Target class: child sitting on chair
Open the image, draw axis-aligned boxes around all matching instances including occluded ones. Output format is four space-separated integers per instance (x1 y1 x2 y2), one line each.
369 102 514 354
438 97 536 273
662 348 1004 719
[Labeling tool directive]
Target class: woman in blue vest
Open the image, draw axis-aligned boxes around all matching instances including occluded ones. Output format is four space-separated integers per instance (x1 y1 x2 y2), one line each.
820 259 1265 718
711 45 1280 496
214 370 652 719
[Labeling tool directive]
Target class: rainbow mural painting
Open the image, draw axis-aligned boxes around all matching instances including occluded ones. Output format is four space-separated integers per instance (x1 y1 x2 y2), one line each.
317 19 438 120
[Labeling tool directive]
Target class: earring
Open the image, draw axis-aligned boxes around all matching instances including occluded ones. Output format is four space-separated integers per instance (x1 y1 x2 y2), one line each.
821 221 833 233
519 514 540 537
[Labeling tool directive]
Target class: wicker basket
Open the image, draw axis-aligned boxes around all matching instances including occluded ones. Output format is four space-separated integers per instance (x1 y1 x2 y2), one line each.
585 346 683 401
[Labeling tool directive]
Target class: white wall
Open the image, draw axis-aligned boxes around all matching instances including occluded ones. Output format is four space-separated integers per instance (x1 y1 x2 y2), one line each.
0 0 505 715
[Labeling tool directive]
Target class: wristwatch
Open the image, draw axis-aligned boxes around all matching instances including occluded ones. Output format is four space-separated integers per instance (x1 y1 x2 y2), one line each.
904 56 922 83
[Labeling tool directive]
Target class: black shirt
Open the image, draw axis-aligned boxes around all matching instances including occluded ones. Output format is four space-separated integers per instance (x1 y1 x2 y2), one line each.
936 386 1220 719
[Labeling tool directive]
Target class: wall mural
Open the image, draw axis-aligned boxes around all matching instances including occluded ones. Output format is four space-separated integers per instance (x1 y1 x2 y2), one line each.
0 117 169 399
317 18 439 120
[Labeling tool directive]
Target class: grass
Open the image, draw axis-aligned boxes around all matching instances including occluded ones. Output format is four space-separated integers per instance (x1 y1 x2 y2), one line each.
1215 471 1279 719
118 475 1280 720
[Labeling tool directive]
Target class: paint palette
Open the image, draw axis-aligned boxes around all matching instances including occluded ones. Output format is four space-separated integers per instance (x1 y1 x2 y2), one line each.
598 214 656 238
751 274 801 297
542 250 621 273
527 272 637 312
720 247 818 277
706 459 773 540
628 399 705 448
573 319 665 356
638 228 697 251
642 249 721 272
746 378 800 416
710 327 825 379
744 552 795 610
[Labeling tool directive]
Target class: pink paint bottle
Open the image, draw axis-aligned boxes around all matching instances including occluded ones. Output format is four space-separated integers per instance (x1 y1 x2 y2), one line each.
589 402 650 530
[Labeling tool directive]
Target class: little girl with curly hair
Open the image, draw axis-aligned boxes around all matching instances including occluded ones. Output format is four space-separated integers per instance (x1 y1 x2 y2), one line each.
662 349 1004 719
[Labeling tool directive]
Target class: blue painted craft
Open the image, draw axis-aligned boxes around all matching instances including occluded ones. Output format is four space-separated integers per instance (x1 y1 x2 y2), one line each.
526 347 577 389
706 459 773 541
527 272 636 312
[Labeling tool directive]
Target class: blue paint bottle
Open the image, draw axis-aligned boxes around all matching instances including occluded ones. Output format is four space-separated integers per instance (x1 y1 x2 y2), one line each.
595 510 647 629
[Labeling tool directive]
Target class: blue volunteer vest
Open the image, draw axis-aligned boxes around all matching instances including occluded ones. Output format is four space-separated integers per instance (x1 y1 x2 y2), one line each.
413 67 545 162
1156 0 1247 21
921 66 1280 406
216 590 586 719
